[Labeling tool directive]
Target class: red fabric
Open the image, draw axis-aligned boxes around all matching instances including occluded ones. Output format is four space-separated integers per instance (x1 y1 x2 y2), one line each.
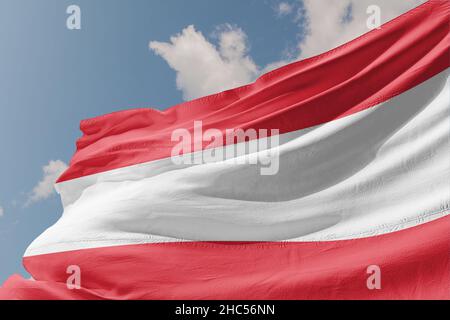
1 215 449 300
58 0 450 182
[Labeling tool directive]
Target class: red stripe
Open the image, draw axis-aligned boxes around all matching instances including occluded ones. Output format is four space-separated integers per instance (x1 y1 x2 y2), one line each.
1 215 448 300
57 0 450 183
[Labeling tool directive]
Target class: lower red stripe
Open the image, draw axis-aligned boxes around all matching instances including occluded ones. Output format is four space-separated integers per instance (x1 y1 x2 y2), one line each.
1 215 449 300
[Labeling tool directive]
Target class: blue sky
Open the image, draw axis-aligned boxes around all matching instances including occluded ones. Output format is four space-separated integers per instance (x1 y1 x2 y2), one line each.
0 0 422 283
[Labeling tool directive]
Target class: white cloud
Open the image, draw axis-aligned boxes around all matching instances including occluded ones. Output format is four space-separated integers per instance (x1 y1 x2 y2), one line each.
26 160 68 206
149 24 258 100
276 2 294 17
298 0 425 58
150 1 425 99
0 205 4 217
267 0 424 67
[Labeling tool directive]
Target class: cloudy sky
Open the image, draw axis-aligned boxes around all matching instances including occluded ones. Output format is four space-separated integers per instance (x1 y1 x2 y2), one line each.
0 0 423 282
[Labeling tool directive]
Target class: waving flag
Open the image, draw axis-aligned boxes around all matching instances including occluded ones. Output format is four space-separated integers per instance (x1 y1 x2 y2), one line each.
1 0 449 299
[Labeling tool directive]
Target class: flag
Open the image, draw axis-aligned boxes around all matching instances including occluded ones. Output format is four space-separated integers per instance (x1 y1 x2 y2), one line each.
1 0 449 300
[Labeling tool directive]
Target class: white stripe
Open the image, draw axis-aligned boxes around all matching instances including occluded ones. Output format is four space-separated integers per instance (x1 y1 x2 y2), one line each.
26 70 450 256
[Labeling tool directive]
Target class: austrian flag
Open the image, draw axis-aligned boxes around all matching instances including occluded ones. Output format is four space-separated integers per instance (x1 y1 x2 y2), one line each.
1 0 449 299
